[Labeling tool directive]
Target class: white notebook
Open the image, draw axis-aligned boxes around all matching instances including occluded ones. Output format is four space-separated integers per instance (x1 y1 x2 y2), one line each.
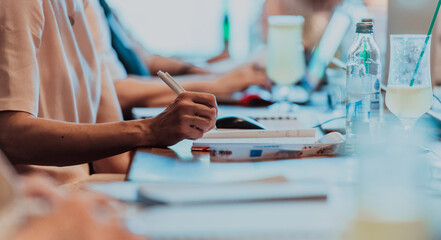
201 129 316 139
126 198 340 240
132 106 298 121
137 182 327 206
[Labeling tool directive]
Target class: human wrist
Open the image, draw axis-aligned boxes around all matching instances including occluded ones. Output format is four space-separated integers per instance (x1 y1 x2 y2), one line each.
124 120 153 147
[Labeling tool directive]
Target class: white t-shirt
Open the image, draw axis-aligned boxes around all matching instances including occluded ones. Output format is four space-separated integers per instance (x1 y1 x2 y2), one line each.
0 0 126 183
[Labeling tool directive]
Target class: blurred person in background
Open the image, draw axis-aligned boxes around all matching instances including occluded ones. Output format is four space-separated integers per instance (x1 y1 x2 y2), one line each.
102 0 345 117
98 0 271 118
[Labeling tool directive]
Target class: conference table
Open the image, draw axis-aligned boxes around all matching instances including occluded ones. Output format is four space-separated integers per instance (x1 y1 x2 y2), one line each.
89 94 441 240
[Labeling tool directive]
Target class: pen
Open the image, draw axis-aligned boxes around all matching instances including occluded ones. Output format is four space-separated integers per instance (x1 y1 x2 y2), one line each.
157 70 185 94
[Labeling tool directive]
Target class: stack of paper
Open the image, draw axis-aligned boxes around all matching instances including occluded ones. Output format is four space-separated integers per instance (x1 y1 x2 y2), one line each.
193 129 315 151
137 182 327 206
193 130 345 161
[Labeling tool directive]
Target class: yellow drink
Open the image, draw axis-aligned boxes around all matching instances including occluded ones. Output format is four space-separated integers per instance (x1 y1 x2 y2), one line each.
267 16 305 86
385 85 433 120
350 219 429 240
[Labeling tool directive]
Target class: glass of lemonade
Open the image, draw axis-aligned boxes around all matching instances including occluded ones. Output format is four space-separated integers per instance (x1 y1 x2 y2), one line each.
267 15 306 112
385 34 433 131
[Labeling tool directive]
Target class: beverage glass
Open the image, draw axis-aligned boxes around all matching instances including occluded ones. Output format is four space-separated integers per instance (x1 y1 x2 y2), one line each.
350 126 429 240
266 15 306 112
385 34 433 131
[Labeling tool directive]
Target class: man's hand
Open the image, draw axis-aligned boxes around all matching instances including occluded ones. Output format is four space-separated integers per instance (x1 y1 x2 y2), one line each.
213 63 272 96
141 92 217 147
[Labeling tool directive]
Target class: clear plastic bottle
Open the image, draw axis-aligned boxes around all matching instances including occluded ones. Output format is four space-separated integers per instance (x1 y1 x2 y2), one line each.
346 22 382 152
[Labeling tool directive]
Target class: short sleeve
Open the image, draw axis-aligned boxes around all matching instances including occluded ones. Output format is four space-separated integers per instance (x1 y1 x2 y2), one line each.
103 47 128 82
85 0 128 82
95 65 124 123
0 0 44 116
84 0 124 122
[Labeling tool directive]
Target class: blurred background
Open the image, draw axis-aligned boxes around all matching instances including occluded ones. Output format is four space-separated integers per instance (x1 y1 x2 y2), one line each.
107 0 385 61
106 0 441 85
107 0 265 62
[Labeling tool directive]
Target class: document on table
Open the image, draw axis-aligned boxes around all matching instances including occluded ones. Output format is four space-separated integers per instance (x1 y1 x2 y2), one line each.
126 200 339 240
201 129 316 139
132 106 298 120
132 106 303 130
127 151 290 183
193 131 345 161
194 129 316 150
137 182 327 206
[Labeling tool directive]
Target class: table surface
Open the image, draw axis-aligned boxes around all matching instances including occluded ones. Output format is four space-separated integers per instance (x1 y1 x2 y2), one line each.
91 100 441 240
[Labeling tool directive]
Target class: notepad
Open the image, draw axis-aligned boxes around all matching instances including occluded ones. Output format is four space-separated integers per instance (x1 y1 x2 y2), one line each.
132 106 298 121
132 106 303 131
193 132 345 161
126 191 337 240
193 129 316 152
137 182 327 206
201 129 316 139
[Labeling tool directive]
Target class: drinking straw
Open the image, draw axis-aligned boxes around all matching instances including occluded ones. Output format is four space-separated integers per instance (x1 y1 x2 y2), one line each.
410 0 441 86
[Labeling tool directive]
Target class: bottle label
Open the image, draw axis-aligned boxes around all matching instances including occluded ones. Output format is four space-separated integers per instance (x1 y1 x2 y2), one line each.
354 100 363 116
369 100 380 118
374 78 380 91
346 99 363 118
369 78 381 119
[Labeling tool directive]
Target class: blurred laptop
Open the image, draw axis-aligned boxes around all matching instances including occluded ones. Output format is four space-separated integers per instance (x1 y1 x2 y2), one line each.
268 5 353 105
213 5 354 106
303 7 351 95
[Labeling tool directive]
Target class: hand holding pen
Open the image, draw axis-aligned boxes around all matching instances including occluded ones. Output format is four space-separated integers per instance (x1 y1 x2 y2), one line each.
137 71 218 147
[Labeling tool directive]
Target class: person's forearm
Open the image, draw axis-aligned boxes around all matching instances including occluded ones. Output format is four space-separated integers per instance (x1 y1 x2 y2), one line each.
115 75 218 110
116 62 270 112
0 92 217 167
0 112 146 166
145 55 187 76
145 55 208 76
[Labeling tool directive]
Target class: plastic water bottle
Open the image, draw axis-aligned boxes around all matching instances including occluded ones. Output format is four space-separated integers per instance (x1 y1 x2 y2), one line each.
346 21 382 152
